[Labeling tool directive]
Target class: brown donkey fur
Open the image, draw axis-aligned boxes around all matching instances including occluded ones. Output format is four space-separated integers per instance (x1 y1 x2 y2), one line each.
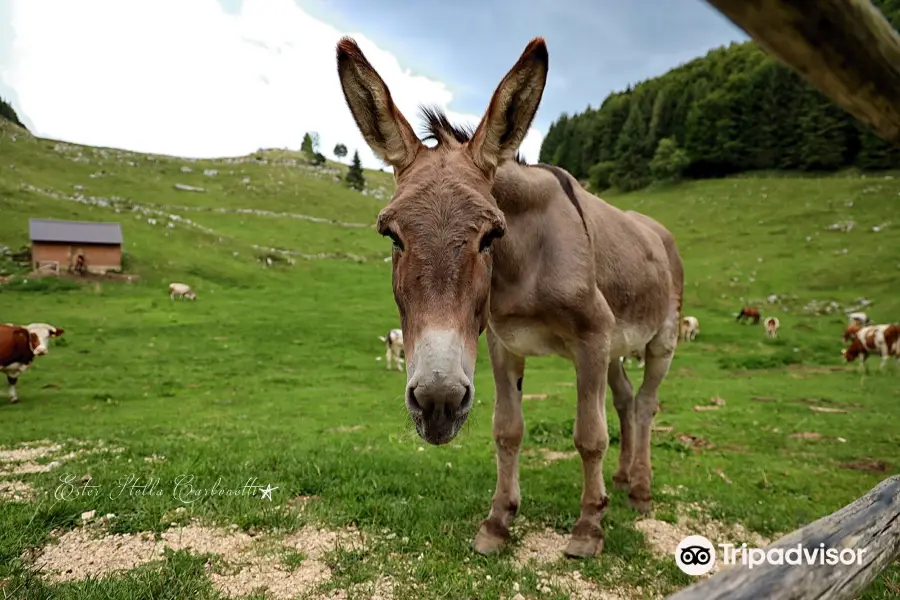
336 37 684 558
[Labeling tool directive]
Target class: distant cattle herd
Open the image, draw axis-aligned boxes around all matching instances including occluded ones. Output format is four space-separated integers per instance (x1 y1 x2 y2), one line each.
374 306 897 378
0 284 897 406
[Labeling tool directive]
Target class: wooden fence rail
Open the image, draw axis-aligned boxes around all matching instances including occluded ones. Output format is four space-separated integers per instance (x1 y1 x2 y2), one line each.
664 474 900 599
704 0 900 146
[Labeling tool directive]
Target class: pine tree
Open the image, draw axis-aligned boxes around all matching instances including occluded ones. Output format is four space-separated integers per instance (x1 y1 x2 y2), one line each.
611 102 652 191
0 96 26 129
301 133 314 154
345 150 366 191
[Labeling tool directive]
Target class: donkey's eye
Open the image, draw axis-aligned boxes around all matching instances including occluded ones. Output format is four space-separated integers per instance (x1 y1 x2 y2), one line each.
479 227 505 253
382 228 404 252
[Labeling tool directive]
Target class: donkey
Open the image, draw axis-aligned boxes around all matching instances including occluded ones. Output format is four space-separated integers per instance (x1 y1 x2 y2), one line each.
336 36 683 558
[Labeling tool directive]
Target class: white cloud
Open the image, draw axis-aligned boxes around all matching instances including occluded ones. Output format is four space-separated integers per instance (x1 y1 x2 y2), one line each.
1 0 544 170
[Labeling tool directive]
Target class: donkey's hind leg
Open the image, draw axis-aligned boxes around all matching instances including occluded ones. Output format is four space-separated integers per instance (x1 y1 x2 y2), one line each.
608 359 635 491
628 327 677 514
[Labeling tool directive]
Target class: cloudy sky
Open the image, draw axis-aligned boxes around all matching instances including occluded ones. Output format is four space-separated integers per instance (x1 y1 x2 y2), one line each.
0 0 747 170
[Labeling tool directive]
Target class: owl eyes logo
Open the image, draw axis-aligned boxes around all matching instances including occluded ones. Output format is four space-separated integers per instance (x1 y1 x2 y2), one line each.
675 535 717 575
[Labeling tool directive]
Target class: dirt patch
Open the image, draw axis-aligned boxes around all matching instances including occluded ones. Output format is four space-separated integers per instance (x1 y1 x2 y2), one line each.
212 525 364 599
514 528 569 567
0 440 124 476
840 460 891 474
0 442 66 475
635 504 771 576
633 519 686 562
28 520 364 599
513 535 644 598
0 479 35 502
522 394 550 401
321 574 396 600
545 571 638 600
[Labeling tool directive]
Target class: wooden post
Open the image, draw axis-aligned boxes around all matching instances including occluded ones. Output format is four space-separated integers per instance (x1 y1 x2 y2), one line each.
703 0 900 146
665 475 900 599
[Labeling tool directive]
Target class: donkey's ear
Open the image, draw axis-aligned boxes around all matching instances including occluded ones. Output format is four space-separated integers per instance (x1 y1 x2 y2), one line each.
336 37 424 172
468 38 548 175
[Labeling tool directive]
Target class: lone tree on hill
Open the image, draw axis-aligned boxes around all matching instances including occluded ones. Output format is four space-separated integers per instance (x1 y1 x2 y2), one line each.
301 132 326 165
333 143 348 159
345 150 365 191
301 132 314 154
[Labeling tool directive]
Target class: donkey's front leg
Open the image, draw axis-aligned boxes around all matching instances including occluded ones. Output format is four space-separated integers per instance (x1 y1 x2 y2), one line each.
565 334 610 558
474 328 525 555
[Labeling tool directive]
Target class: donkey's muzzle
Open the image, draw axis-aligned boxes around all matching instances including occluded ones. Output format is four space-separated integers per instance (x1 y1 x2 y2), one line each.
405 381 473 445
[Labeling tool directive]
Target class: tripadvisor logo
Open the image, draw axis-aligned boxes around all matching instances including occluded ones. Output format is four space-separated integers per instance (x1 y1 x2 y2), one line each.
674 534 869 576
675 535 716 576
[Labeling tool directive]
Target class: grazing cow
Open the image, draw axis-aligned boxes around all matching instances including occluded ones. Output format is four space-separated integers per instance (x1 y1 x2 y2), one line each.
378 328 405 371
680 316 699 341
842 324 862 343
764 317 780 339
841 324 899 371
0 324 46 403
736 307 761 324
337 37 684 558
169 282 197 301
847 311 872 327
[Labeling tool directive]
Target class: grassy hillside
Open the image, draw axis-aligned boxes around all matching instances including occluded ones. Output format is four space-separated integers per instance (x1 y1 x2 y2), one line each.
0 118 898 599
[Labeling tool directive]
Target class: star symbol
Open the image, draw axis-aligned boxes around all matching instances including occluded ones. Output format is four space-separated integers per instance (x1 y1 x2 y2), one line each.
260 483 278 501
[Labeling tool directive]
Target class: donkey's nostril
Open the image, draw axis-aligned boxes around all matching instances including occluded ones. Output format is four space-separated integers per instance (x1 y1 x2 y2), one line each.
459 385 473 412
406 387 423 412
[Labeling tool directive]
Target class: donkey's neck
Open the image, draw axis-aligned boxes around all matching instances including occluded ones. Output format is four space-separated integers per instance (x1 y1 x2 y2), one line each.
490 161 557 216
486 161 584 293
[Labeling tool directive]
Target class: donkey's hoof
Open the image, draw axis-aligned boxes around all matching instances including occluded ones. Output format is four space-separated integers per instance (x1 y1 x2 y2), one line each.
473 520 510 555
564 534 604 558
473 528 507 555
9 397 19 404
628 492 653 515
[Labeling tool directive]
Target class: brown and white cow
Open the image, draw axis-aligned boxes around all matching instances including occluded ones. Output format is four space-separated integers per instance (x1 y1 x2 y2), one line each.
0 324 47 403
841 324 899 371
842 324 862 343
24 323 65 350
378 328 405 371
736 307 761 324
679 316 699 341
764 316 780 339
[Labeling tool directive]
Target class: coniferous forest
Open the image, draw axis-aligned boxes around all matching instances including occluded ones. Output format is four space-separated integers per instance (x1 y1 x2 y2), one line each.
537 0 900 192
0 96 27 131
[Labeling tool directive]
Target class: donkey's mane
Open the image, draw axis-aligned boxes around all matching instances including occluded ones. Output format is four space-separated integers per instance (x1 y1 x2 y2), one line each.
418 105 528 165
